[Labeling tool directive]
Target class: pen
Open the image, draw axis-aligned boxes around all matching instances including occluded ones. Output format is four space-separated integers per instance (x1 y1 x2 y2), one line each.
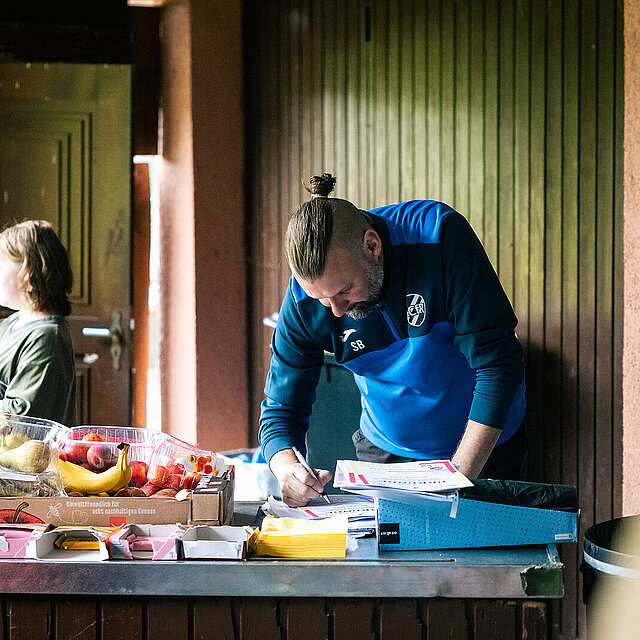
292 446 331 504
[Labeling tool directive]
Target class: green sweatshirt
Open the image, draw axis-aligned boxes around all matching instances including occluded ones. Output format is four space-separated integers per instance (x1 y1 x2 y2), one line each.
0 313 76 426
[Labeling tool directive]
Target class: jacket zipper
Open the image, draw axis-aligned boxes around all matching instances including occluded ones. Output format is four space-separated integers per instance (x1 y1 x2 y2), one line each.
377 304 402 341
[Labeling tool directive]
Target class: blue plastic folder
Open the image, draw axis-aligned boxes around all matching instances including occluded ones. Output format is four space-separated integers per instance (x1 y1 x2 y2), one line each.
376 494 578 551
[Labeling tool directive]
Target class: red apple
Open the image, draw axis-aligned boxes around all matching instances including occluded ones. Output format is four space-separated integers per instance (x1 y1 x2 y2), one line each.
64 440 88 465
87 443 117 470
148 465 168 486
166 459 185 476
129 461 149 488
140 483 161 496
167 474 183 490
182 472 201 490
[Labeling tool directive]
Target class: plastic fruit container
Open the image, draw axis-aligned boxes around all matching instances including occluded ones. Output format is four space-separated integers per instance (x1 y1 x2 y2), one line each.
61 426 154 481
146 433 223 492
0 414 70 473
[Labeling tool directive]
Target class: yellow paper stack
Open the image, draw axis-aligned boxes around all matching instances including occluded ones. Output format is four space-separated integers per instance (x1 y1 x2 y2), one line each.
255 514 348 558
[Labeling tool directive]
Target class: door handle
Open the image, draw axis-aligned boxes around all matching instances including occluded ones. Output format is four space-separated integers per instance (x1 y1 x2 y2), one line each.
81 311 123 370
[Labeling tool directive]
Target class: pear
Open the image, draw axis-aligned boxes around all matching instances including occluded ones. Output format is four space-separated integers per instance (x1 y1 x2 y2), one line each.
0 439 51 474
4 429 29 449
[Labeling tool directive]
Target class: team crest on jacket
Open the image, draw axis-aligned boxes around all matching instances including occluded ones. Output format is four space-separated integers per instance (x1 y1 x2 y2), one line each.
406 293 426 327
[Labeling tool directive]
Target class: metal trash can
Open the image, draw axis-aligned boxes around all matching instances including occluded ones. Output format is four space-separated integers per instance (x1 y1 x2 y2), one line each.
581 515 640 637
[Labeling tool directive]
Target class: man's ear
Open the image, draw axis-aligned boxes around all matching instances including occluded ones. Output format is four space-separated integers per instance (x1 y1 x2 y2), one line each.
363 229 382 260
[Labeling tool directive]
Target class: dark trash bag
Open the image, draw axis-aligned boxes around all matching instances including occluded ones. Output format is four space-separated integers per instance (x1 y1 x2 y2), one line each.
580 515 640 633
461 479 577 511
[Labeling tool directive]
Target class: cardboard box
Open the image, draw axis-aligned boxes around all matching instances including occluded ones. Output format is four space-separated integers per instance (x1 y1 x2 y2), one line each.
0 524 50 559
376 494 578 551
0 468 234 528
109 524 182 560
179 525 255 560
28 527 110 561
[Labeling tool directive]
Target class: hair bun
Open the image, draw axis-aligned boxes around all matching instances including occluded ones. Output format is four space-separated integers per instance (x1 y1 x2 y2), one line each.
304 173 336 197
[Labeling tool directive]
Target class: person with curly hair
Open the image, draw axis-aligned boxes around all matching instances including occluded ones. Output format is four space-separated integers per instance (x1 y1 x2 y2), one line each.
0 220 76 425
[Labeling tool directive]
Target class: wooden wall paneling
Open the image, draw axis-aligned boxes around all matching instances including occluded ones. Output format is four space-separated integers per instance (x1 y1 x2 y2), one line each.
612 0 624 521
521 601 548 640
279 0 292 295
310 1 324 181
426 0 441 203
530 0 548 483
191 598 236 640
527 0 546 483
513 0 531 355
346 2 361 205
300 0 313 187
237 598 281 640
372 0 388 206
543 0 563 485
54 598 97 640
439 0 455 207
399 0 415 202
471 599 517 640
146 599 189 640
594 0 616 526
329 599 375 640
454 0 470 217
288 0 303 212
387 0 401 203
413 1 427 202
482 0 499 265
243 3 623 635
419 599 469 639
468 0 485 235
497 0 515 299
578 0 598 591
322 0 336 188
334 0 347 199
558 1 581 638
99 598 143 640
5 598 50 640
377 599 421 639
283 599 328 640
574 1 599 638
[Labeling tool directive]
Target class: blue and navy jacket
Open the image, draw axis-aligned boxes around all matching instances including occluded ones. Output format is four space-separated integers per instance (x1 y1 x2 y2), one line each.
259 200 526 464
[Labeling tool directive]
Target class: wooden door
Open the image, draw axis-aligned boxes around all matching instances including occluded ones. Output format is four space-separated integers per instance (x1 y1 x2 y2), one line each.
0 63 132 426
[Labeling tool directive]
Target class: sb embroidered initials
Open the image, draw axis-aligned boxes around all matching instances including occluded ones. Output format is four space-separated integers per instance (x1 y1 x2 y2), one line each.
351 339 365 351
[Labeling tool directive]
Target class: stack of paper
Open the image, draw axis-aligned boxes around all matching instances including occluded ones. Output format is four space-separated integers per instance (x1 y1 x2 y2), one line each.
254 514 348 558
263 494 376 536
333 459 473 506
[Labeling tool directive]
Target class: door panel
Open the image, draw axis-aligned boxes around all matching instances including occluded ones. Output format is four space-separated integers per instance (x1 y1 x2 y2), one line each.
0 63 131 426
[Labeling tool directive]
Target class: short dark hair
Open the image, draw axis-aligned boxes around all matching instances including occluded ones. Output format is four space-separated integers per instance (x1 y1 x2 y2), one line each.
0 220 73 316
286 173 370 280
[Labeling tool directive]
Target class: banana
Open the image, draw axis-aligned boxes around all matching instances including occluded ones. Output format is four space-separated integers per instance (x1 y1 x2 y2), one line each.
58 443 132 495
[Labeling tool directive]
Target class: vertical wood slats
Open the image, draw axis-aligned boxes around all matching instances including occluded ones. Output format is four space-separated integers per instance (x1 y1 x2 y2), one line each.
0 597 548 639
244 2 622 638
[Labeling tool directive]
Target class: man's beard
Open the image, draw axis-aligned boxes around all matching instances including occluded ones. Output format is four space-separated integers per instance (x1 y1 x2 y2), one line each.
346 260 384 320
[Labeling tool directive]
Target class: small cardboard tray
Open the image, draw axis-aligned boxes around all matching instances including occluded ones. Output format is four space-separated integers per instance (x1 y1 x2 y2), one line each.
179 525 256 560
0 523 50 559
28 527 110 561
108 524 182 560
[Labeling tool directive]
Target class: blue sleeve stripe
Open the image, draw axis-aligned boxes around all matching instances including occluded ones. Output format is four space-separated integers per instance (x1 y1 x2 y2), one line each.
370 200 455 246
